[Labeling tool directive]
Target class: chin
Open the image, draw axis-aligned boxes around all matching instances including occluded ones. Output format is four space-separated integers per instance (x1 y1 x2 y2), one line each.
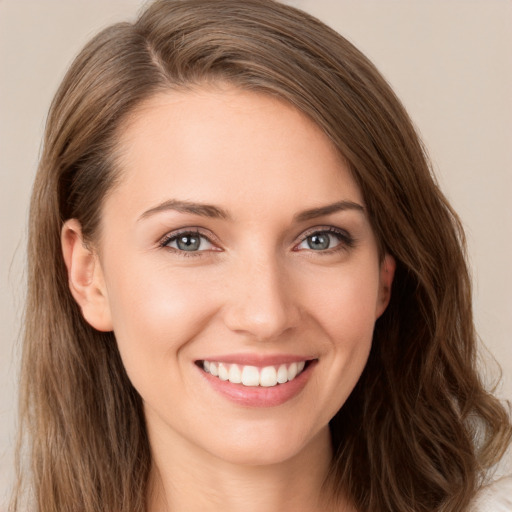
201 420 330 467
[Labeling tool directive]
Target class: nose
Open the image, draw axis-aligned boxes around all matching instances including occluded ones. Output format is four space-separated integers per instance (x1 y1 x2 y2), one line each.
222 255 301 341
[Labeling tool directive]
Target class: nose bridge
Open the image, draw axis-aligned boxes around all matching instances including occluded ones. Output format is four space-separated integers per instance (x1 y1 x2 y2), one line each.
222 249 300 340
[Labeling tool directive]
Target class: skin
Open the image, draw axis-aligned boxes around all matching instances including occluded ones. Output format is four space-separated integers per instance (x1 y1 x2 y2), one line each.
62 86 395 512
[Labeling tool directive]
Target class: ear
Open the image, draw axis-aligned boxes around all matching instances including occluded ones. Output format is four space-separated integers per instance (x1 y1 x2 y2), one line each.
375 253 396 319
61 219 113 331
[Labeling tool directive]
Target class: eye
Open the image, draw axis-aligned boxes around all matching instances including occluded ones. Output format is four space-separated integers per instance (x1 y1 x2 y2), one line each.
295 228 354 252
161 231 216 253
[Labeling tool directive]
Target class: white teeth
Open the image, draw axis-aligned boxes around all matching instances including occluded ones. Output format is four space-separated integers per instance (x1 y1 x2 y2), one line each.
218 363 229 381
277 364 288 384
288 362 298 380
260 366 277 387
228 364 242 384
241 366 260 387
201 360 308 387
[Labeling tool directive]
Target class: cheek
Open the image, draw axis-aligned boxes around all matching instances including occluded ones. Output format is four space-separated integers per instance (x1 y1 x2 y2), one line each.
302 258 381 342
274 260 380 427
103 257 219 378
302 259 380 396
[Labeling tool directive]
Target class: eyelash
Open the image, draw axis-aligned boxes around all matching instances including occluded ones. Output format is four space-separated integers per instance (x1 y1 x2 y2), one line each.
295 226 356 255
158 229 217 258
158 226 355 257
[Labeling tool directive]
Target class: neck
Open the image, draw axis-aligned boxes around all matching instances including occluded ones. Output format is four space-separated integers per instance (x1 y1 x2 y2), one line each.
146 424 350 512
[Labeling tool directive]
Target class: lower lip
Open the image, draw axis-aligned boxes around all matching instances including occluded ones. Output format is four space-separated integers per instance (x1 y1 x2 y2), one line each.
197 361 316 407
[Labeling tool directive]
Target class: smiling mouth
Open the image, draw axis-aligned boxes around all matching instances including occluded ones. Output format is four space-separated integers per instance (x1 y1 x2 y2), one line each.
197 360 312 388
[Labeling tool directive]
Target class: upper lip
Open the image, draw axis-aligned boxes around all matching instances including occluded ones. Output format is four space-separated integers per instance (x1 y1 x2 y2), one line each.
196 353 316 367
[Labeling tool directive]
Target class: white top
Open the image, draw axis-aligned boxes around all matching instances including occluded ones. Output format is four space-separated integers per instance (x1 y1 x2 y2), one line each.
471 476 512 512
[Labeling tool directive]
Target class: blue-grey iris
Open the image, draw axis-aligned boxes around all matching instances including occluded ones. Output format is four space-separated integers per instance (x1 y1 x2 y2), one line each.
307 233 330 250
177 234 201 251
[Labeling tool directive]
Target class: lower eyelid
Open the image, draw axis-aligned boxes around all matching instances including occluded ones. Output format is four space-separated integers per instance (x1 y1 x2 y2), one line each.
159 231 215 250
295 229 354 249
158 228 355 255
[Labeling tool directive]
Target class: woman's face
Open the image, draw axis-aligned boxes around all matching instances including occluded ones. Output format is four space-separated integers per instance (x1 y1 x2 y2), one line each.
71 86 394 466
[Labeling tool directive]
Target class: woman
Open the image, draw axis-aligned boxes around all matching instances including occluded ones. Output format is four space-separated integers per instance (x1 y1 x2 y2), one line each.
12 0 511 511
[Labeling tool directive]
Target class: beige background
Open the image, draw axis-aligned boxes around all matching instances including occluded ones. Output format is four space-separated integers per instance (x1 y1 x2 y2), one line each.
1 0 511 505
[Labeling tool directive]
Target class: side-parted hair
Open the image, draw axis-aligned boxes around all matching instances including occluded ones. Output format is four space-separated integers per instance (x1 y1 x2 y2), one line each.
13 1 511 511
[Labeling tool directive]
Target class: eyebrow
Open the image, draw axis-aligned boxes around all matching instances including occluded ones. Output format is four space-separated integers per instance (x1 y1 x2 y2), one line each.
139 199 231 221
138 198 364 222
293 200 365 222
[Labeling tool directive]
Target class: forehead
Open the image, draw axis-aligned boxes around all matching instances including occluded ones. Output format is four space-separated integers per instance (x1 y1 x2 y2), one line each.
109 86 363 219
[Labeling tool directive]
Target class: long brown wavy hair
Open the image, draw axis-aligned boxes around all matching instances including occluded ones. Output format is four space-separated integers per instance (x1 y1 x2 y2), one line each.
12 1 511 511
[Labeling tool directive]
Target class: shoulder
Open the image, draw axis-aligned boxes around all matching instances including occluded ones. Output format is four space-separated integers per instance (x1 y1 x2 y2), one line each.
470 476 512 512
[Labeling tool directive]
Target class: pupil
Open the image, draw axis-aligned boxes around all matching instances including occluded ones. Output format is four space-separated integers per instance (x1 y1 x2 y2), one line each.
308 234 329 250
177 235 200 251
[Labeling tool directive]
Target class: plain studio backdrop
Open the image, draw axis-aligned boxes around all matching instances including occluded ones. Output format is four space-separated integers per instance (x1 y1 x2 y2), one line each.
0 0 511 506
